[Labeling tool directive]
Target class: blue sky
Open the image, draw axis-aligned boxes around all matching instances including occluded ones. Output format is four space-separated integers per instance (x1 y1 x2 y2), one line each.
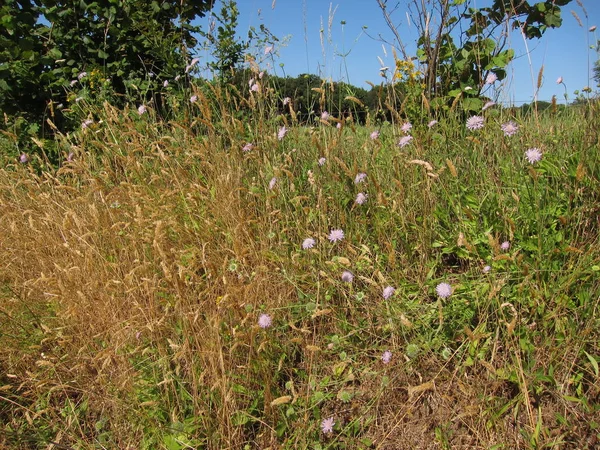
196 0 599 105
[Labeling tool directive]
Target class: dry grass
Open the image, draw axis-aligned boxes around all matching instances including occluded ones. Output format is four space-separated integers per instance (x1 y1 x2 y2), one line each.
1 88 600 449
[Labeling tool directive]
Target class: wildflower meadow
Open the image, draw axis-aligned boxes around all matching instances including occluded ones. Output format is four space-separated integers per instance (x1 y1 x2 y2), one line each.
1 0 600 449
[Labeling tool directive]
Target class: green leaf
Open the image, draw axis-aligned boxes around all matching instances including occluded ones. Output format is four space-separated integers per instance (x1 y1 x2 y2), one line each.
584 351 599 377
462 97 483 112
163 435 183 450
545 12 562 28
337 389 354 403
47 48 62 59
98 49 109 59
231 411 249 426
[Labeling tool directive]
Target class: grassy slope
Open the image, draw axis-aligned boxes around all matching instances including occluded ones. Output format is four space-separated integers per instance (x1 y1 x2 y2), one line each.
1 92 599 449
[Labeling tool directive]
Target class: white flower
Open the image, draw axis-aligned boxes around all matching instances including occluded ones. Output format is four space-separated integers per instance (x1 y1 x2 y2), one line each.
381 350 392 364
355 192 368 205
397 135 413 148
258 314 272 328
354 172 367 184
525 148 542 164
436 282 452 299
382 286 395 300
302 238 315 249
321 417 335 434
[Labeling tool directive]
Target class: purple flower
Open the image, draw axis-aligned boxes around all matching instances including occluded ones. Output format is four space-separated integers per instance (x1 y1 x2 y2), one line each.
556 76 563 84
77 71 87 80
283 97 291 106
500 241 510 251
70 79 78 87
278 126 288 141
336 122 342 129
258 314 272 329
401 122 412 134
190 95 198 103
382 286 395 300
19 153 29 164
501 121 518 137
466 116 484 131
175 75 181 82
264 46 273 55
242 143 254 152
328 229 344 243
370 130 380 140
525 147 542 164
269 177 277 190
302 238 316 249
483 265 491 273
355 192 368 205
482 101 496 111
428 120 438 128
318 157 326 166
163 80 169 88
81 119 93 129
137 105 147 115
67 152 74 162
321 111 330 121
485 72 498 84
436 282 452 299
354 172 367 184
398 135 413 148
258 71 264 79
321 417 335 434
250 83 259 92
341 271 354 283
381 350 392 364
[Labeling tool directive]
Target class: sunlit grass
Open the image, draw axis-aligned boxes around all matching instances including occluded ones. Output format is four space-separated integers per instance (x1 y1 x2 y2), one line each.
1 80 599 449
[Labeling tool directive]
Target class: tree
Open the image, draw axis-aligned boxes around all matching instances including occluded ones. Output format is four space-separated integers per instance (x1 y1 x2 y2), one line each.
204 0 248 83
0 0 215 135
375 0 574 109
0 0 47 124
40 0 214 95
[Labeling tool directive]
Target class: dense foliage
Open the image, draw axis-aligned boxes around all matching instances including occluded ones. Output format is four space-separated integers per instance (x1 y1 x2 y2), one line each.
0 0 213 131
378 0 574 109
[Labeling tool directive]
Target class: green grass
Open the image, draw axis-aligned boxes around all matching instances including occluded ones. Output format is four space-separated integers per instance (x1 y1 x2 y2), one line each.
0 86 599 449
